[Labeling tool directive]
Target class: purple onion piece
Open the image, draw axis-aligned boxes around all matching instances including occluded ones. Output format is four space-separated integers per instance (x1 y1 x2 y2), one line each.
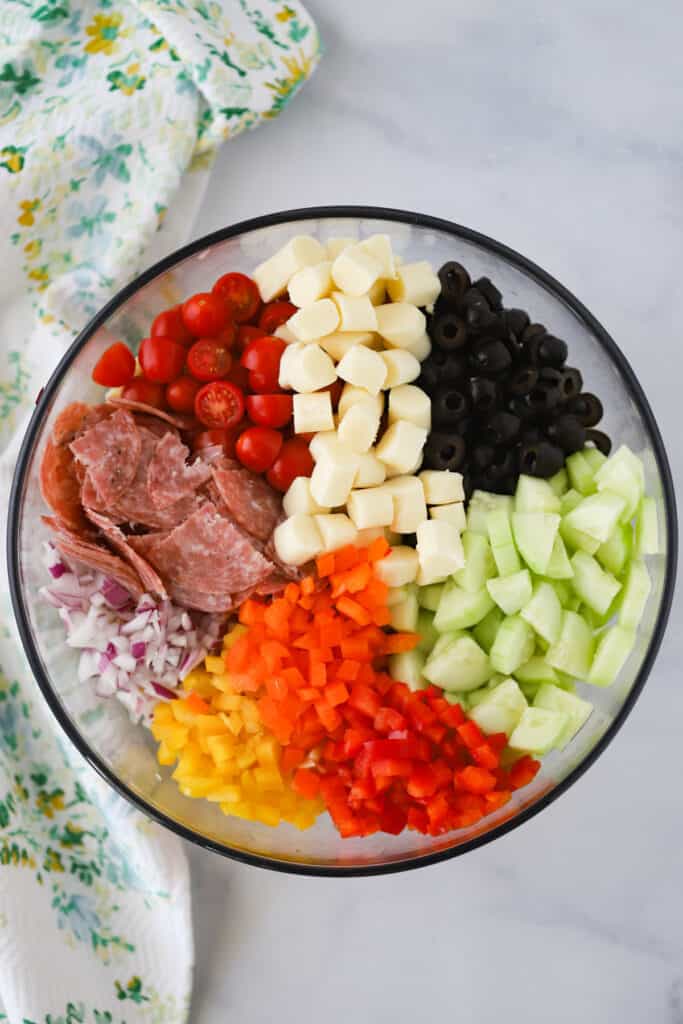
151 682 178 700
131 641 147 659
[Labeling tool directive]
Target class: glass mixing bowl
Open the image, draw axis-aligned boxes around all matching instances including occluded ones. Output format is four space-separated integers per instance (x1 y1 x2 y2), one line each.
7 207 677 875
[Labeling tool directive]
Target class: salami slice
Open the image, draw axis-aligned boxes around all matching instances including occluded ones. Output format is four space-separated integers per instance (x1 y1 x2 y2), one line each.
108 396 194 431
39 437 87 532
42 516 144 599
147 433 211 509
51 401 112 447
84 509 168 598
166 583 237 615
70 409 141 503
210 466 282 542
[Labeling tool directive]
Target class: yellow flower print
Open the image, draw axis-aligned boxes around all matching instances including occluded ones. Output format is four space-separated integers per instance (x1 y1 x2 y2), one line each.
84 13 128 56
107 64 146 96
23 239 41 260
276 5 296 21
44 847 65 872
265 50 317 118
0 146 26 174
18 198 40 226
36 788 64 816
28 266 50 291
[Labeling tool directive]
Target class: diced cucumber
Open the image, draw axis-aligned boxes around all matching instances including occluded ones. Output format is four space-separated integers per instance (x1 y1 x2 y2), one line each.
490 615 535 675
544 534 574 579
555 669 578 690
508 707 568 754
416 609 439 655
512 512 560 574
549 468 569 497
473 606 505 653
467 677 503 708
562 492 626 544
587 626 636 687
466 491 514 535
487 570 533 615
583 447 607 474
520 581 562 644
564 595 582 612
487 506 514 547
429 632 458 662
635 496 659 556
514 656 560 687
390 589 419 631
618 559 652 629
423 633 491 691
445 690 469 708
433 581 495 632
387 586 408 607
569 551 622 616
596 524 632 577
491 543 522 577
546 610 595 678
549 579 573 607
560 517 601 556
560 488 583 515
453 531 497 593
419 582 444 612
566 451 597 495
468 677 528 736
533 683 593 748
580 601 618 630
594 445 644 522
389 649 426 692
515 475 561 513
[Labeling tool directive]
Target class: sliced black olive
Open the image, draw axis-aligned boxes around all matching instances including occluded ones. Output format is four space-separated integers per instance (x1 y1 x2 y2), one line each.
484 448 516 482
469 377 500 415
567 392 603 427
502 332 526 361
472 443 496 470
438 261 470 305
420 351 466 391
423 433 466 472
504 308 531 339
463 288 496 332
432 386 471 426
481 410 521 446
519 425 543 445
506 365 538 396
560 367 583 400
431 313 468 351
522 322 547 343
526 378 563 414
507 395 537 422
546 414 587 454
469 339 512 377
585 429 612 455
517 441 565 478
473 277 503 311
537 335 568 368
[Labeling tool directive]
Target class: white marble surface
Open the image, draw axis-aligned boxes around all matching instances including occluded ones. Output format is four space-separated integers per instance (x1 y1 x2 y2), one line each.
186 2 683 1020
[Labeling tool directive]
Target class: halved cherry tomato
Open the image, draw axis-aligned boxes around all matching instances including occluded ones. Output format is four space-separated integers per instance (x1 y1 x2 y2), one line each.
186 338 233 382
246 393 293 428
166 376 201 414
138 336 186 383
92 342 135 387
266 437 314 492
226 361 250 391
241 335 286 393
212 272 261 323
235 426 283 473
151 305 194 346
182 292 229 337
236 324 265 352
192 425 242 458
121 378 165 408
194 381 245 429
258 300 296 334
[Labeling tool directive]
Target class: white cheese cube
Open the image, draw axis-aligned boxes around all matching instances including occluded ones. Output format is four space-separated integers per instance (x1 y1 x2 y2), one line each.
356 526 390 546
347 487 395 529
274 323 298 344
380 349 421 388
283 477 329 517
374 546 419 587
417 520 466 583
375 303 426 349
314 513 358 552
336 346 387 395
253 235 326 302
331 245 382 296
288 299 339 342
368 278 386 306
338 384 384 419
278 342 305 389
354 451 387 487
382 475 427 533
402 331 432 361
309 431 349 463
375 420 428 475
288 261 333 308
279 342 336 393
273 514 323 567
293 392 334 434
358 234 398 280
430 502 466 531
310 453 359 507
318 331 378 362
333 292 378 333
386 261 441 307
388 385 431 429
419 470 465 505
326 237 356 260
337 402 381 453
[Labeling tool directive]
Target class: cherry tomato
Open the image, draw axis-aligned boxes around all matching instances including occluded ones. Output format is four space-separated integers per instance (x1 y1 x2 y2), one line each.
166 377 201 414
235 426 283 473
236 324 265 352
246 393 293 428
194 381 245 429
138 336 186 383
192 426 242 458
320 379 344 410
212 272 261 324
186 338 233 382
258 300 296 335
241 335 286 393
151 305 194 346
266 437 314 492
121 378 165 408
92 342 135 387
226 361 250 391
182 292 229 337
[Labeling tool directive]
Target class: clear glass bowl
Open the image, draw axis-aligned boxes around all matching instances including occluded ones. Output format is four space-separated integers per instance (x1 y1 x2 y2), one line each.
7 208 677 875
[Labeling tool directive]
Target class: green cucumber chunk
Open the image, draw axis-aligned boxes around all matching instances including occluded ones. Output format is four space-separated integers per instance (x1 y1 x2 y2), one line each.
560 488 584 515
489 615 535 675
596 523 632 577
514 656 561 687
544 534 574 579
583 447 607 474
389 650 426 691
453 531 497 593
635 496 659 556
508 707 568 754
433 581 495 632
466 491 514 535
570 551 622 616
566 451 598 495
533 683 593 748
549 579 573 607
587 626 636 687
560 518 601 556
512 511 560 574
387 585 408 607
423 633 491 691
618 560 652 629
468 677 528 736
416 609 439 655
473 606 505 653
546 610 595 678
487 570 533 615
520 580 563 644
515 475 561 513
562 492 626 544
595 445 644 522
491 543 522 577
419 582 444 612
486 506 514 548
389 589 419 631
549 467 569 497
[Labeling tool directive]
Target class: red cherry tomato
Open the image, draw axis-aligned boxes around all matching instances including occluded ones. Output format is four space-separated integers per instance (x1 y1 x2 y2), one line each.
121 378 165 408
212 272 261 324
181 292 229 337
92 342 135 387
151 305 194 346
246 393 293 428
192 426 242 458
186 338 233 382
194 381 245 429
138 336 186 383
266 437 314 492
165 376 201 414
235 426 283 473
241 335 286 393
226 361 250 391
258 300 296 334
236 324 265 352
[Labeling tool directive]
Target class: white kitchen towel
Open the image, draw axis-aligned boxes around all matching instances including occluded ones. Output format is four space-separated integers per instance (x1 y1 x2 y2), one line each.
0 2 320 1021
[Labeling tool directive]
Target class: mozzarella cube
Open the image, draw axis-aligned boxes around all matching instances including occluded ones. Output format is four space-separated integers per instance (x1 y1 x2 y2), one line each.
374 546 419 587
375 303 426 349
354 451 387 488
293 392 334 434
375 420 428 475
274 323 298 344
253 235 326 301
338 384 384 419
283 477 329 517
419 470 465 505
333 292 378 333
309 430 349 463
331 245 382 296
310 452 359 507
288 261 333 307
273 514 323 567
382 475 427 533
347 487 395 529
402 331 432 361
430 502 466 531
336 346 387 395
356 526 390 546
368 278 386 306
326 237 356 260
417 520 466 583
314 513 358 552
388 385 431 429
288 298 339 342
337 402 380 453
358 234 398 279
380 349 421 388
279 342 336 393
318 331 378 362
386 261 441 307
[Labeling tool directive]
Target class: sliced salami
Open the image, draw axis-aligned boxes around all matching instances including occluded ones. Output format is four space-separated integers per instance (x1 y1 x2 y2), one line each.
84 509 168 599
147 433 211 509
42 516 144 599
210 466 282 542
108 396 194 431
39 437 87 532
166 583 237 615
70 409 141 503
51 401 112 447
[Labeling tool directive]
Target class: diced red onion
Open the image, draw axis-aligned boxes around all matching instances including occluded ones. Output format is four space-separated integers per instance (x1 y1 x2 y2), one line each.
131 641 146 659
151 682 179 701
101 578 131 609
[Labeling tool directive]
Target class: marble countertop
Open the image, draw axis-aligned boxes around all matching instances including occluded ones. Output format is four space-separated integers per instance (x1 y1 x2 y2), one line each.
186 1 683 1020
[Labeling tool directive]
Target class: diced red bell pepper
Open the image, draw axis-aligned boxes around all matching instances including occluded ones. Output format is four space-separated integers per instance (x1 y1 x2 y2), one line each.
374 707 407 733
457 720 485 750
509 754 541 790
406 763 440 799
456 766 497 795
348 684 382 719
471 743 499 771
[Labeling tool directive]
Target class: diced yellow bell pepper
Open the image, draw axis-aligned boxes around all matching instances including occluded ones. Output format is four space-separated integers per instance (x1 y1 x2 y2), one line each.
206 734 236 765
152 722 189 751
156 741 176 766
222 624 247 650
204 655 226 675
206 783 242 803
180 777 217 798
212 692 242 712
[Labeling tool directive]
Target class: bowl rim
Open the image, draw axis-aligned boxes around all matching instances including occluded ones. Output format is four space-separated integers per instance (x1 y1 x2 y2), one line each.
7 204 678 876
